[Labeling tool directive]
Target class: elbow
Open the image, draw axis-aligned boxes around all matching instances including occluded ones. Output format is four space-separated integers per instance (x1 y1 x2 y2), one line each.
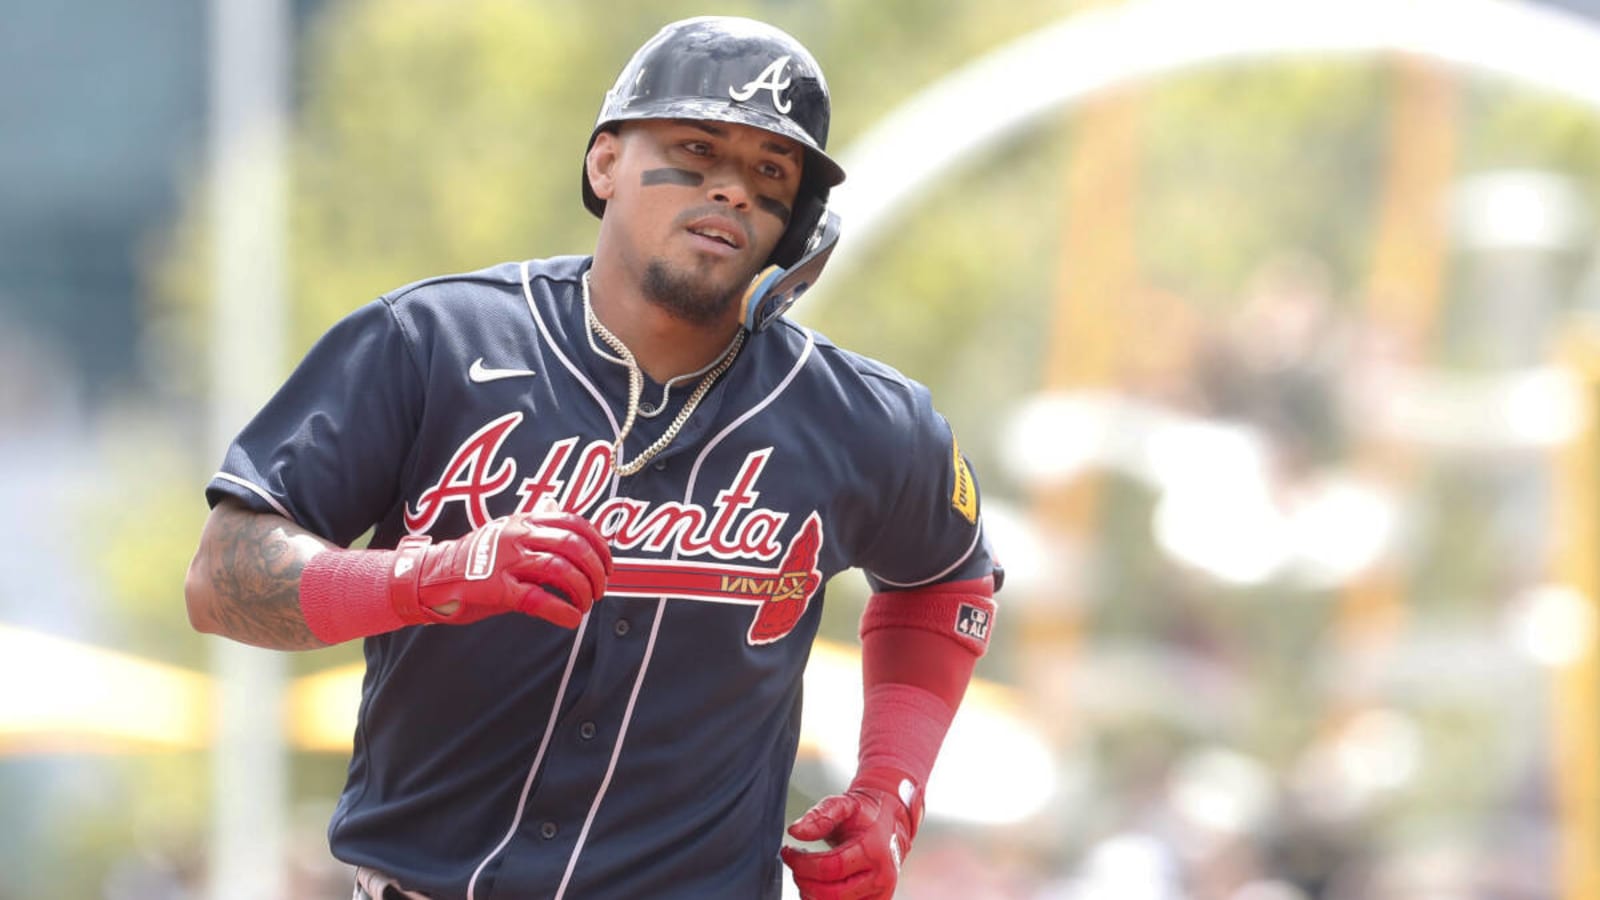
183 556 220 635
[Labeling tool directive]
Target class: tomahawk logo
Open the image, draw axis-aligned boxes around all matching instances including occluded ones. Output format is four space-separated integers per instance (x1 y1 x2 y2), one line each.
729 56 792 113
607 512 826 645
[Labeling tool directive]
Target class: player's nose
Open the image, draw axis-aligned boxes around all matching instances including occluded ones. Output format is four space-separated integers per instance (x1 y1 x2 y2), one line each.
705 166 755 211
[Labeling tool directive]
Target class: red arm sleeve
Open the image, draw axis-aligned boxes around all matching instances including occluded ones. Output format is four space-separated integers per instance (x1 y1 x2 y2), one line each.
853 575 996 834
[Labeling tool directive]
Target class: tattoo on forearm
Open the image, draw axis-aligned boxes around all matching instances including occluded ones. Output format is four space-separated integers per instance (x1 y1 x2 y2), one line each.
206 508 327 650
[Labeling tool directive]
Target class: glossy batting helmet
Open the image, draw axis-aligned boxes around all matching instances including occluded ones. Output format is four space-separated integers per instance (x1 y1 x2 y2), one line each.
582 16 846 268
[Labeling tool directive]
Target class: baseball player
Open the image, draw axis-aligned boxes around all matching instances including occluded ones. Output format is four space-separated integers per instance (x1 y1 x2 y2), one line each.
185 16 999 900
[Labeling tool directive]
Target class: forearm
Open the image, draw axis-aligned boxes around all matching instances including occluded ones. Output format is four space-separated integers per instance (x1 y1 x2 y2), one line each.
781 577 997 893
184 498 337 650
856 575 996 805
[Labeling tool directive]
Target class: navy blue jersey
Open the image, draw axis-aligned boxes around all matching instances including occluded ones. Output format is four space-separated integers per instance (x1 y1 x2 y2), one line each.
207 256 996 900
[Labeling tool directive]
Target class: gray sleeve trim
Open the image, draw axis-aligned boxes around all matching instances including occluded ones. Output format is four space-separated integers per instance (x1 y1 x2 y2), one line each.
211 472 296 522
867 523 984 589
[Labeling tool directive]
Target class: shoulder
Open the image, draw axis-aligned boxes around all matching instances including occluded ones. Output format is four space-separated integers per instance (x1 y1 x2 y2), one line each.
381 257 584 313
745 320 943 462
376 256 586 337
775 320 933 421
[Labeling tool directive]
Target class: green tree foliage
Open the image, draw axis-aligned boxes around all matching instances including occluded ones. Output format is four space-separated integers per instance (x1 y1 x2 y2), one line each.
150 0 1091 363
91 412 213 666
1139 61 1387 306
289 0 596 344
1463 74 1600 211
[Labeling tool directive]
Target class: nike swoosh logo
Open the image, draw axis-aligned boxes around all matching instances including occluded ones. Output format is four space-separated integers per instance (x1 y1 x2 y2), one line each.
468 358 537 383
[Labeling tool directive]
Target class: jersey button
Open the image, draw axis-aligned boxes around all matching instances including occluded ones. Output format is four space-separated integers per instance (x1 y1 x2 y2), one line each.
653 460 667 471
540 821 559 840
613 619 630 637
578 721 597 741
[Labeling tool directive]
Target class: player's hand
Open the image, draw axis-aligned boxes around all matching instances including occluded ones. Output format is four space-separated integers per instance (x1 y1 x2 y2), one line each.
389 510 613 629
780 768 922 900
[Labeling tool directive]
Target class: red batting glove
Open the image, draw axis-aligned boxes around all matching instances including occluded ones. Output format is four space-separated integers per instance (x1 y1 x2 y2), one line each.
780 768 923 900
391 510 613 629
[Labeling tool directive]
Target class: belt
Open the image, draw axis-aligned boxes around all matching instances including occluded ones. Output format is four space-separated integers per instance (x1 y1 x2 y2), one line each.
353 866 433 900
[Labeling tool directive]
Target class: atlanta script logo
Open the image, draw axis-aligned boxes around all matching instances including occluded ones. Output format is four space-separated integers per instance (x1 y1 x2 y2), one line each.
404 412 823 643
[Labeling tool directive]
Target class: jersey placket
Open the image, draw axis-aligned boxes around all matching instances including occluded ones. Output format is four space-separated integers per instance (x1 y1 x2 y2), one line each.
486 329 742 896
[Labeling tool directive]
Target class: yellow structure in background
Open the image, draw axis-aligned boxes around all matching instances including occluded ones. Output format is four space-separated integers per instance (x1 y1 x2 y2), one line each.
285 660 365 754
1366 58 1457 338
0 623 212 752
1022 80 1143 748
1552 328 1600 900
1331 58 1456 719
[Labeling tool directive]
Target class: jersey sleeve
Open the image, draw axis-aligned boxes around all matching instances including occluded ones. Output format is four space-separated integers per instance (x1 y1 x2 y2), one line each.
204 298 424 546
855 384 998 592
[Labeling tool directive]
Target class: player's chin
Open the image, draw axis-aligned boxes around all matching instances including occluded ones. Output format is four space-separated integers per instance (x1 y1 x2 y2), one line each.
678 249 757 290
641 258 748 325
698 248 772 291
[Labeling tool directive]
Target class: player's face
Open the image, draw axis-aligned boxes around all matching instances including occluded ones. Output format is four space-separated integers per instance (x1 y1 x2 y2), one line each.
595 119 804 325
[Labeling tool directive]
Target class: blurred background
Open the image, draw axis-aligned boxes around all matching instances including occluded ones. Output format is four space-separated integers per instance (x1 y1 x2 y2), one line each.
6 0 1600 897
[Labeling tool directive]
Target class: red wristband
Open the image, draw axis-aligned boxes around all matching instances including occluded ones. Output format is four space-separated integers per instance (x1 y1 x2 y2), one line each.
298 548 410 645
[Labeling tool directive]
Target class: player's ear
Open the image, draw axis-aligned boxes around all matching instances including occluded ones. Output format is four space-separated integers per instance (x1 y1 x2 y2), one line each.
587 130 622 204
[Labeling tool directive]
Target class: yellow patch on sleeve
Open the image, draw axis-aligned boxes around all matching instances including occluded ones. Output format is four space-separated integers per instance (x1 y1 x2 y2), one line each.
950 434 978 524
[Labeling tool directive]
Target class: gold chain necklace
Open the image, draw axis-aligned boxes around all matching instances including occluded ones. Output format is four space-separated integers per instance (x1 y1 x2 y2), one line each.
583 271 745 477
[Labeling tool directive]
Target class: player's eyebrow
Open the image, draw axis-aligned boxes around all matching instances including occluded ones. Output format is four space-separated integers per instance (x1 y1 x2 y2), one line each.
681 120 798 157
684 121 727 138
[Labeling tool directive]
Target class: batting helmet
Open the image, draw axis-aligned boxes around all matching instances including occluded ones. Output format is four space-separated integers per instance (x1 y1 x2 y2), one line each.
582 16 846 268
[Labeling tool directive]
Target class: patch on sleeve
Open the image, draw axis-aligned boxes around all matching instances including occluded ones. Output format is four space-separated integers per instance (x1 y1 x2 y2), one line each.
950 435 978 524
955 602 991 642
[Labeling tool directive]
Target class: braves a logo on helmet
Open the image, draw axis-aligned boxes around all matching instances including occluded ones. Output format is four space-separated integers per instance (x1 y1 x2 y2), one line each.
729 56 793 113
